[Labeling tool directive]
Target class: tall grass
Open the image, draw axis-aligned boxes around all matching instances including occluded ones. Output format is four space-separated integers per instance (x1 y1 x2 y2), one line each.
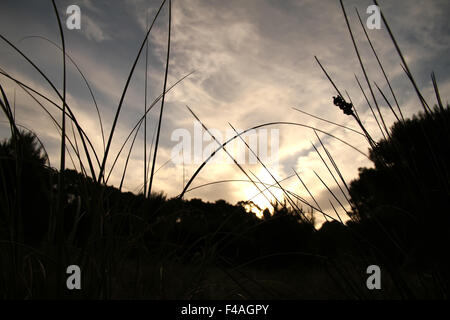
306 0 450 298
0 0 183 298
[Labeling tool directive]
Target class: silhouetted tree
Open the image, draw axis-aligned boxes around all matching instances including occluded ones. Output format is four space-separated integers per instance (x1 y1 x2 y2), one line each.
0 131 52 245
348 105 450 269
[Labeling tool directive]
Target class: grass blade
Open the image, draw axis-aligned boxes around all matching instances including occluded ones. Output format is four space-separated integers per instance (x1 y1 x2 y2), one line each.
144 11 150 197
292 107 364 136
374 81 400 122
147 0 172 198
293 168 328 222
431 72 444 111
354 74 385 141
313 170 349 221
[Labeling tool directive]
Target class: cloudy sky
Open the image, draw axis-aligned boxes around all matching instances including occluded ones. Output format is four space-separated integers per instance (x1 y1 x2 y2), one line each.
1 0 449 224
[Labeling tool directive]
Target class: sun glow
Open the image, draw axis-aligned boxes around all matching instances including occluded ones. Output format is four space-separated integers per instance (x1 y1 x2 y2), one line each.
241 170 284 219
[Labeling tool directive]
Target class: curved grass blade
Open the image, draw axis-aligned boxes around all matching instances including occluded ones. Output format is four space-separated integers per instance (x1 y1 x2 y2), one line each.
292 107 364 136
179 121 369 199
19 35 106 152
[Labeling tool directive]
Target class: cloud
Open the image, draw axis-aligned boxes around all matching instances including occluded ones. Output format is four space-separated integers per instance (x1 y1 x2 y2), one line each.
82 14 110 42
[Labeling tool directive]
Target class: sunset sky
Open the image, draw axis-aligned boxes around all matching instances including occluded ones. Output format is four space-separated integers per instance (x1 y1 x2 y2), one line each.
1 0 449 224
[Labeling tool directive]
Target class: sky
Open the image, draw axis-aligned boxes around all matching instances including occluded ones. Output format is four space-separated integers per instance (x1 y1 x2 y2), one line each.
1 0 449 225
